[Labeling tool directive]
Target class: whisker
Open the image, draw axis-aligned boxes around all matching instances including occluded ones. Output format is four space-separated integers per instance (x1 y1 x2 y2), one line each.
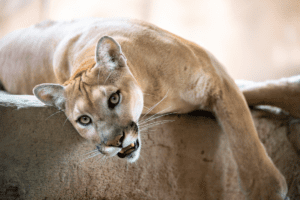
143 93 156 97
139 106 171 123
139 112 177 126
99 155 106 163
139 90 169 121
143 105 150 110
103 156 108 164
63 118 69 126
140 128 153 132
63 113 71 127
138 106 175 125
45 110 63 121
95 154 105 162
104 71 113 84
129 72 139 85
80 152 101 162
139 117 175 126
139 119 175 128
139 120 175 131
88 152 100 159
139 129 155 134
81 149 98 157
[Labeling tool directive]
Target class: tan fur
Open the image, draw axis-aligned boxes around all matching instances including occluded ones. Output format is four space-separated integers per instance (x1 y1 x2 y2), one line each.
1 18 299 199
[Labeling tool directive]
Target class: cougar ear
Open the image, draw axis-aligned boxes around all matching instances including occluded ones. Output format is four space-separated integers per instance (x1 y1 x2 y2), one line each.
33 83 66 110
95 36 126 69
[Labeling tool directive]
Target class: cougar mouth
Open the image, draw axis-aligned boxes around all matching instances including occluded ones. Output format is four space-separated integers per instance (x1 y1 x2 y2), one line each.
117 139 139 158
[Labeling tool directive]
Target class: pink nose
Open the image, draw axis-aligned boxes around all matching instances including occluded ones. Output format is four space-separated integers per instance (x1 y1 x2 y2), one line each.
105 121 139 147
106 133 124 147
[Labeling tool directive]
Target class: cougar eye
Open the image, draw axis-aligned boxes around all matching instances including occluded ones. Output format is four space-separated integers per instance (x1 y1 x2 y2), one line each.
77 115 92 126
108 91 121 108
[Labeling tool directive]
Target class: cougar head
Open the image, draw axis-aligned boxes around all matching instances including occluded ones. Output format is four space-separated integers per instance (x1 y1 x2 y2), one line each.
34 36 144 163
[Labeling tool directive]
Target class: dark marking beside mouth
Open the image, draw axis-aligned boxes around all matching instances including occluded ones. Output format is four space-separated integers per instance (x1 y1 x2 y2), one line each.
117 139 139 158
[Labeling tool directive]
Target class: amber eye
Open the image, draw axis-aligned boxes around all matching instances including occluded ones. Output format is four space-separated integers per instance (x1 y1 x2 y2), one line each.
108 91 121 108
77 115 92 126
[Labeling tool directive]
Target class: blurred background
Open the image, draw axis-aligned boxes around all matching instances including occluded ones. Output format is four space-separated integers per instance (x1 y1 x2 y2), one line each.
0 0 299 81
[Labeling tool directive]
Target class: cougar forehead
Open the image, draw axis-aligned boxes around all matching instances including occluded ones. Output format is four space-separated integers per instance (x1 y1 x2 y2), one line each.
71 84 119 117
92 85 107 99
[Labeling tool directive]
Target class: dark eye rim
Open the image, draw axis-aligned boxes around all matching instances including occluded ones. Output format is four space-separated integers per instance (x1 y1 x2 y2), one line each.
108 90 121 109
76 115 92 126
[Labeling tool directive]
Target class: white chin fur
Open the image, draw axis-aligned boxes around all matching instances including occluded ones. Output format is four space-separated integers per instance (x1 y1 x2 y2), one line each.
122 134 137 148
126 149 140 163
102 146 121 157
126 137 141 163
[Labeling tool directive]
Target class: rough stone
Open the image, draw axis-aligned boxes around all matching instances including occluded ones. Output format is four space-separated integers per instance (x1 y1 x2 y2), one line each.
0 91 299 200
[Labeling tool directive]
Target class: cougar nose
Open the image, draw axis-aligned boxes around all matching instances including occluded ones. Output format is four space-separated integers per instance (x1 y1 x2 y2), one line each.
106 132 125 147
105 121 138 147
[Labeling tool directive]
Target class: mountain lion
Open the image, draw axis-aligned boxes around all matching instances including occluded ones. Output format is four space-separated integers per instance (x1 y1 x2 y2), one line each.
1 18 298 199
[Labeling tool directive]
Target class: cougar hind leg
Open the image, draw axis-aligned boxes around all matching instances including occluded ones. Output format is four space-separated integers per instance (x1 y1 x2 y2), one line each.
211 77 288 200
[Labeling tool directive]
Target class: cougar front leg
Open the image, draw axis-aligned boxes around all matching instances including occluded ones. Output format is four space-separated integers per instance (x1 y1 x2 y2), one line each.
205 78 287 199
236 75 300 118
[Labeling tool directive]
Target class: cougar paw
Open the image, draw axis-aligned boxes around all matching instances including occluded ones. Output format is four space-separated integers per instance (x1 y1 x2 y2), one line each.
245 173 288 200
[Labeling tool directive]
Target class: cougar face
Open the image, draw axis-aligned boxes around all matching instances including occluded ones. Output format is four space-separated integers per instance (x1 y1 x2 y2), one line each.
34 36 144 162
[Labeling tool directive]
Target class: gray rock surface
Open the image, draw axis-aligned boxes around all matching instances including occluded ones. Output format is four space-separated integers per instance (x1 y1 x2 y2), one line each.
0 91 299 200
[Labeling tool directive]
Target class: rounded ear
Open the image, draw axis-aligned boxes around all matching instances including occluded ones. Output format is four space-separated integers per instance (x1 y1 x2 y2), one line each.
95 36 126 69
33 83 66 110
